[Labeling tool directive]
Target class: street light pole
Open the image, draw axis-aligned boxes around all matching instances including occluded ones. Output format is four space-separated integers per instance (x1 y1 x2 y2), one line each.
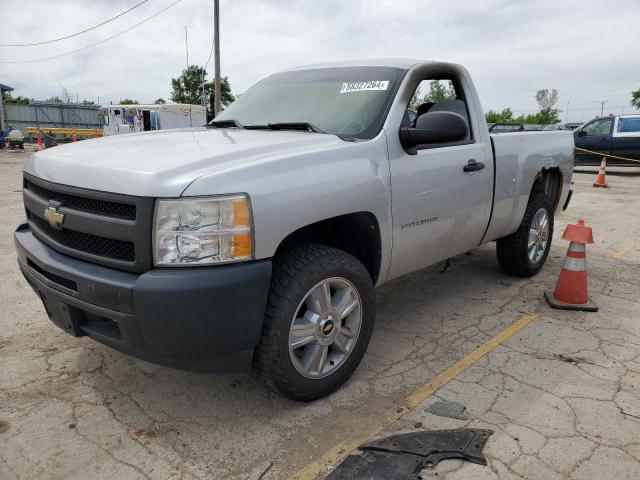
213 0 221 116
592 100 606 117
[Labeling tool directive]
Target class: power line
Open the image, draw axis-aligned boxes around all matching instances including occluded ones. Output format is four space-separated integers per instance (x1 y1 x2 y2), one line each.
0 0 149 47
203 11 215 72
0 0 181 64
479 78 640 97
201 1 216 110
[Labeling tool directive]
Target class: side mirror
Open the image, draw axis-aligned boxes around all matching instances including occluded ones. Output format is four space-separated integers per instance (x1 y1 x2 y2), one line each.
577 130 587 137
399 111 469 153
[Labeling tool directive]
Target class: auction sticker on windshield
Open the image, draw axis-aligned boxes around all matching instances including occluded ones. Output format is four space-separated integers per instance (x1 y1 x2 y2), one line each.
340 80 389 93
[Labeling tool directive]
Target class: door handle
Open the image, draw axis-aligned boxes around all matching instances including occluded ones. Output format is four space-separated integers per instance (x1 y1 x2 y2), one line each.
463 159 485 172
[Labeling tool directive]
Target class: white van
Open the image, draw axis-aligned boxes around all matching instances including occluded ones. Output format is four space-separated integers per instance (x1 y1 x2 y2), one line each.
99 104 207 136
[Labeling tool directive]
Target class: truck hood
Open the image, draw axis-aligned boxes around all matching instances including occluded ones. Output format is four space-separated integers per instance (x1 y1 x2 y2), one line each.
24 127 345 197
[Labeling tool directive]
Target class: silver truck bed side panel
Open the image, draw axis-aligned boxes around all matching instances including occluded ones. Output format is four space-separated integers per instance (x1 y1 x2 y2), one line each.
483 131 574 242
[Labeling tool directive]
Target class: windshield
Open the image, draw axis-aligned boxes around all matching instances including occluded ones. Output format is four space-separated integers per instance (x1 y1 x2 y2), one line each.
214 66 406 139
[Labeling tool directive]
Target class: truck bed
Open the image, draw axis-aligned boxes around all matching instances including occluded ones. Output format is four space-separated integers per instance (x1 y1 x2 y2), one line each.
483 130 574 243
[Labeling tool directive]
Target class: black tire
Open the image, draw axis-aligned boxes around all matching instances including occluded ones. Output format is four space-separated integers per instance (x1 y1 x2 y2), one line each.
496 192 554 277
255 244 375 402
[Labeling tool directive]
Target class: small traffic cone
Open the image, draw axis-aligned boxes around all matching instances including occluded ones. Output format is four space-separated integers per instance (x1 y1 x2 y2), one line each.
71 131 77 142
544 218 597 312
593 157 608 188
37 130 43 150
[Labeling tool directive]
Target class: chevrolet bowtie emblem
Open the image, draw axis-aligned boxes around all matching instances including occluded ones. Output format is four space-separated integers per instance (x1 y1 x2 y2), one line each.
43 205 65 229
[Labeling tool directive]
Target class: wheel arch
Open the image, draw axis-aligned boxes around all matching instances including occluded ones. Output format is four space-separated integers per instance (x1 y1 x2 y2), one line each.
531 167 563 211
274 212 382 284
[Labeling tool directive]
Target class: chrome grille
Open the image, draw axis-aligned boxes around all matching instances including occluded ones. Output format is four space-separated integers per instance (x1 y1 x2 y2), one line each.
28 212 136 261
23 173 154 273
25 180 136 220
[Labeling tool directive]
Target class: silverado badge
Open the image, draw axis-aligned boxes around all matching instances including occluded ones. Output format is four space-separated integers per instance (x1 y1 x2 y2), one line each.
43 205 65 230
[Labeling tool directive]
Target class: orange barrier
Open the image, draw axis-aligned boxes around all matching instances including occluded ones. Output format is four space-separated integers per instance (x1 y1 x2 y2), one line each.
25 127 103 137
544 218 597 312
593 157 608 188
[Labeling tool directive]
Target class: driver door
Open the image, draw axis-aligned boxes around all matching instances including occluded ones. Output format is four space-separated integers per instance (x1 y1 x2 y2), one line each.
575 117 613 163
388 77 493 280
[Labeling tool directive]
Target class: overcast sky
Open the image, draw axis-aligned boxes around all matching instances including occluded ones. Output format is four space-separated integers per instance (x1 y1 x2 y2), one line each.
1 0 639 122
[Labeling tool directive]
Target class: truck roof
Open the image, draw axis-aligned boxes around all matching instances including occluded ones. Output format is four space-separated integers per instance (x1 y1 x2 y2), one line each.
281 58 431 71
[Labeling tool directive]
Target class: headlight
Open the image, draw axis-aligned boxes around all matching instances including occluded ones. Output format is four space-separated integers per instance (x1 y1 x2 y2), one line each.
154 195 253 266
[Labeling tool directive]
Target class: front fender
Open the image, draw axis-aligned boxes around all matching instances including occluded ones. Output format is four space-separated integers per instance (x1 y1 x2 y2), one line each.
182 133 393 283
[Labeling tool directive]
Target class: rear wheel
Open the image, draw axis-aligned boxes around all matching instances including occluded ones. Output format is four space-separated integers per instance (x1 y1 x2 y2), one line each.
255 245 375 401
496 192 554 277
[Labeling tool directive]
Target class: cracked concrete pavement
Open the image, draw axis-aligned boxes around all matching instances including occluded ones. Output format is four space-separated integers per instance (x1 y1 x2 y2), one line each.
1 148 639 479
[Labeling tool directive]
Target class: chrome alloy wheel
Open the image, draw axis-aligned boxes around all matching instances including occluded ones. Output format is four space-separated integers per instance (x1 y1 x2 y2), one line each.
288 277 363 379
528 207 549 264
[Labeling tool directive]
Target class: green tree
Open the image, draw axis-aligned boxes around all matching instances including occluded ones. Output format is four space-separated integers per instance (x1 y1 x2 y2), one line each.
45 96 63 103
409 86 422 110
632 89 640 109
154 97 166 104
534 88 560 124
170 65 235 116
423 80 456 103
485 108 514 123
1 92 30 105
81 100 95 105
119 98 139 105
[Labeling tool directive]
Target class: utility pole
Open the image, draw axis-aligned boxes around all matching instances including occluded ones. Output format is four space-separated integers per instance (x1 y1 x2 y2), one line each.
184 26 189 70
213 0 221 116
592 100 606 117
565 101 569 123
202 70 207 111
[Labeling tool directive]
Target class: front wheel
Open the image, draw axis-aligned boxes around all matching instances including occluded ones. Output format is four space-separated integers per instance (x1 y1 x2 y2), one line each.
496 192 554 277
255 245 375 401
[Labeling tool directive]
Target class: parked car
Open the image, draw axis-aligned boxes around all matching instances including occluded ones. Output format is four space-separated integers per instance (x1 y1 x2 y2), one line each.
15 59 574 400
574 115 640 165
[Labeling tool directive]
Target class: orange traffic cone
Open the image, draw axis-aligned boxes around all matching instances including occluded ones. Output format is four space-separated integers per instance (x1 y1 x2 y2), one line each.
593 157 608 188
37 130 43 150
71 131 77 142
544 218 597 312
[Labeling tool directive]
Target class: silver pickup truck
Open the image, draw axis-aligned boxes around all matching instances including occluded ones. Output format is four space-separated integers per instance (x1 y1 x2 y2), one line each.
15 59 574 401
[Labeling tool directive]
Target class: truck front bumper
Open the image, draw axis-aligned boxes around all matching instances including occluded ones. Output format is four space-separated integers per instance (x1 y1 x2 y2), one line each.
15 223 272 373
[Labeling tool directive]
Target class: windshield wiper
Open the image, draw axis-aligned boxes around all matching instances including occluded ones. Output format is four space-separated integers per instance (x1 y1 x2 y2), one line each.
246 122 327 134
208 119 244 128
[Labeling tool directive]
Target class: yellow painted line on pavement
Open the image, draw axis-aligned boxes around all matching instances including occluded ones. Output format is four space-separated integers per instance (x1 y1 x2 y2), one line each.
612 245 633 259
289 313 539 480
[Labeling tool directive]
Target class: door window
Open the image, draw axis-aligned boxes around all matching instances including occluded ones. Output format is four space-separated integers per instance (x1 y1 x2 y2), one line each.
406 77 472 146
617 117 640 133
582 118 613 135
